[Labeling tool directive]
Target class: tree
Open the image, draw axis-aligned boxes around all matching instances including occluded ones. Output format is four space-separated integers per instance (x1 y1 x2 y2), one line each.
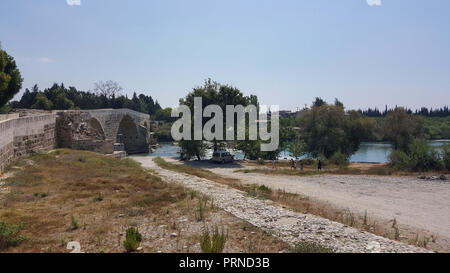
154 107 175 122
93 80 122 99
313 97 325 107
298 99 372 158
178 79 260 160
289 139 306 159
31 93 53 110
0 44 23 108
383 107 424 152
54 92 75 110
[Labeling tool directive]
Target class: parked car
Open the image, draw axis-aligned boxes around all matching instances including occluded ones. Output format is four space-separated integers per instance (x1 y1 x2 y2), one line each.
211 151 234 163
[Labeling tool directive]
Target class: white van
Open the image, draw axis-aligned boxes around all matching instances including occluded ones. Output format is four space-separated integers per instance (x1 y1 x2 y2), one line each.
211 151 234 163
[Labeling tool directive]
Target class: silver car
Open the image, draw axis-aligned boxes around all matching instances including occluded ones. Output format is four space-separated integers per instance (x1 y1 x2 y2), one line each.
211 151 234 163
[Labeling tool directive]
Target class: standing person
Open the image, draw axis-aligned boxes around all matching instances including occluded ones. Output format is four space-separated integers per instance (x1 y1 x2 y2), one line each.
294 159 297 170
318 159 322 171
300 159 304 171
272 159 276 169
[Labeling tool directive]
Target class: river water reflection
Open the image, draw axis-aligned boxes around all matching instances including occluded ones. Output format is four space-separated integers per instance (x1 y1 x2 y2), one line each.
150 140 450 163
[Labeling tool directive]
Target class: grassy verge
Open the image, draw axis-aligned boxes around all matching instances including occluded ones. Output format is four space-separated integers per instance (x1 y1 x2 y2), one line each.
0 150 289 253
153 157 438 251
153 157 242 187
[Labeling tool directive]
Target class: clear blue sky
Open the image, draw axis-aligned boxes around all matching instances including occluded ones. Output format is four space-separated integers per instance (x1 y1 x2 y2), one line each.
1 0 449 111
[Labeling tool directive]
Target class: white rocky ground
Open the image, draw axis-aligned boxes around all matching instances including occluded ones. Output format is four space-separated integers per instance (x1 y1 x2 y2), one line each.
132 156 430 253
195 163 450 241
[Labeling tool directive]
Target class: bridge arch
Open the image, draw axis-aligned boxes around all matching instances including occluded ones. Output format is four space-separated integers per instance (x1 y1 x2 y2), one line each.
117 114 139 153
88 118 106 140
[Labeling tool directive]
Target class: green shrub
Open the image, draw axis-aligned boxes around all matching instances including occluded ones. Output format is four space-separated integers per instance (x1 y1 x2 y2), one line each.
408 139 443 171
258 185 272 193
0 221 27 250
389 139 445 171
123 227 143 252
200 225 227 253
195 199 207 222
388 150 412 170
443 144 450 171
70 215 79 230
328 151 349 167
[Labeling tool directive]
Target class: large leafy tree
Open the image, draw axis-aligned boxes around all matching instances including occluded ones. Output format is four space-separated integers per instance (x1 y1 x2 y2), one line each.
298 100 373 159
0 44 23 108
383 107 424 152
178 79 259 160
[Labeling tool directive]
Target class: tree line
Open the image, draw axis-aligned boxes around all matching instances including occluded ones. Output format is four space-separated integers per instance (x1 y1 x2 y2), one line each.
7 82 163 116
359 106 450 118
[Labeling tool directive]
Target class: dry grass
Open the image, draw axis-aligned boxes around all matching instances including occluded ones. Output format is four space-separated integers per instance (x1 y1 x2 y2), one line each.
0 150 289 253
153 157 242 187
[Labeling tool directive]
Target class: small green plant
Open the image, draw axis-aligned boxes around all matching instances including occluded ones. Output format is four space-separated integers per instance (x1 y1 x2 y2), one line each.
188 190 197 200
0 221 27 250
33 192 48 198
290 241 334 253
195 199 207 222
123 227 143 252
93 192 104 202
258 185 272 193
200 225 227 253
391 218 400 240
70 215 79 230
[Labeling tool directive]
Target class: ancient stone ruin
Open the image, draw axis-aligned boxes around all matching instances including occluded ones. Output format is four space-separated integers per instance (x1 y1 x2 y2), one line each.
0 109 151 173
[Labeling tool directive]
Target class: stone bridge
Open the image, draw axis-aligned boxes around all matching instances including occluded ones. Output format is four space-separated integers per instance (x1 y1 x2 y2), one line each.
56 109 151 154
0 109 151 173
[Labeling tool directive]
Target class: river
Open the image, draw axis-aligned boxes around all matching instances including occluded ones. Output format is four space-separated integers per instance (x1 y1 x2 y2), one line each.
149 140 450 163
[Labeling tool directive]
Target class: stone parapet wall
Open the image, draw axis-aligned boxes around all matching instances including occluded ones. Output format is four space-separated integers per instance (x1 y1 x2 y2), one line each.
0 114 57 173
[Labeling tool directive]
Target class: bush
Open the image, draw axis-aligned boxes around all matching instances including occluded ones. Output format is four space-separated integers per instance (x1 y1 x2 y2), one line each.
0 221 27 250
389 139 445 171
388 150 412 170
123 227 143 252
195 198 207 222
200 225 227 253
443 144 450 171
328 152 349 167
408 139 443 171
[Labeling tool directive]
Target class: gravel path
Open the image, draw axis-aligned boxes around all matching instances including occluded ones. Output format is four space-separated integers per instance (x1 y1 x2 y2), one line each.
195 163 450 242
132 156 430 253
